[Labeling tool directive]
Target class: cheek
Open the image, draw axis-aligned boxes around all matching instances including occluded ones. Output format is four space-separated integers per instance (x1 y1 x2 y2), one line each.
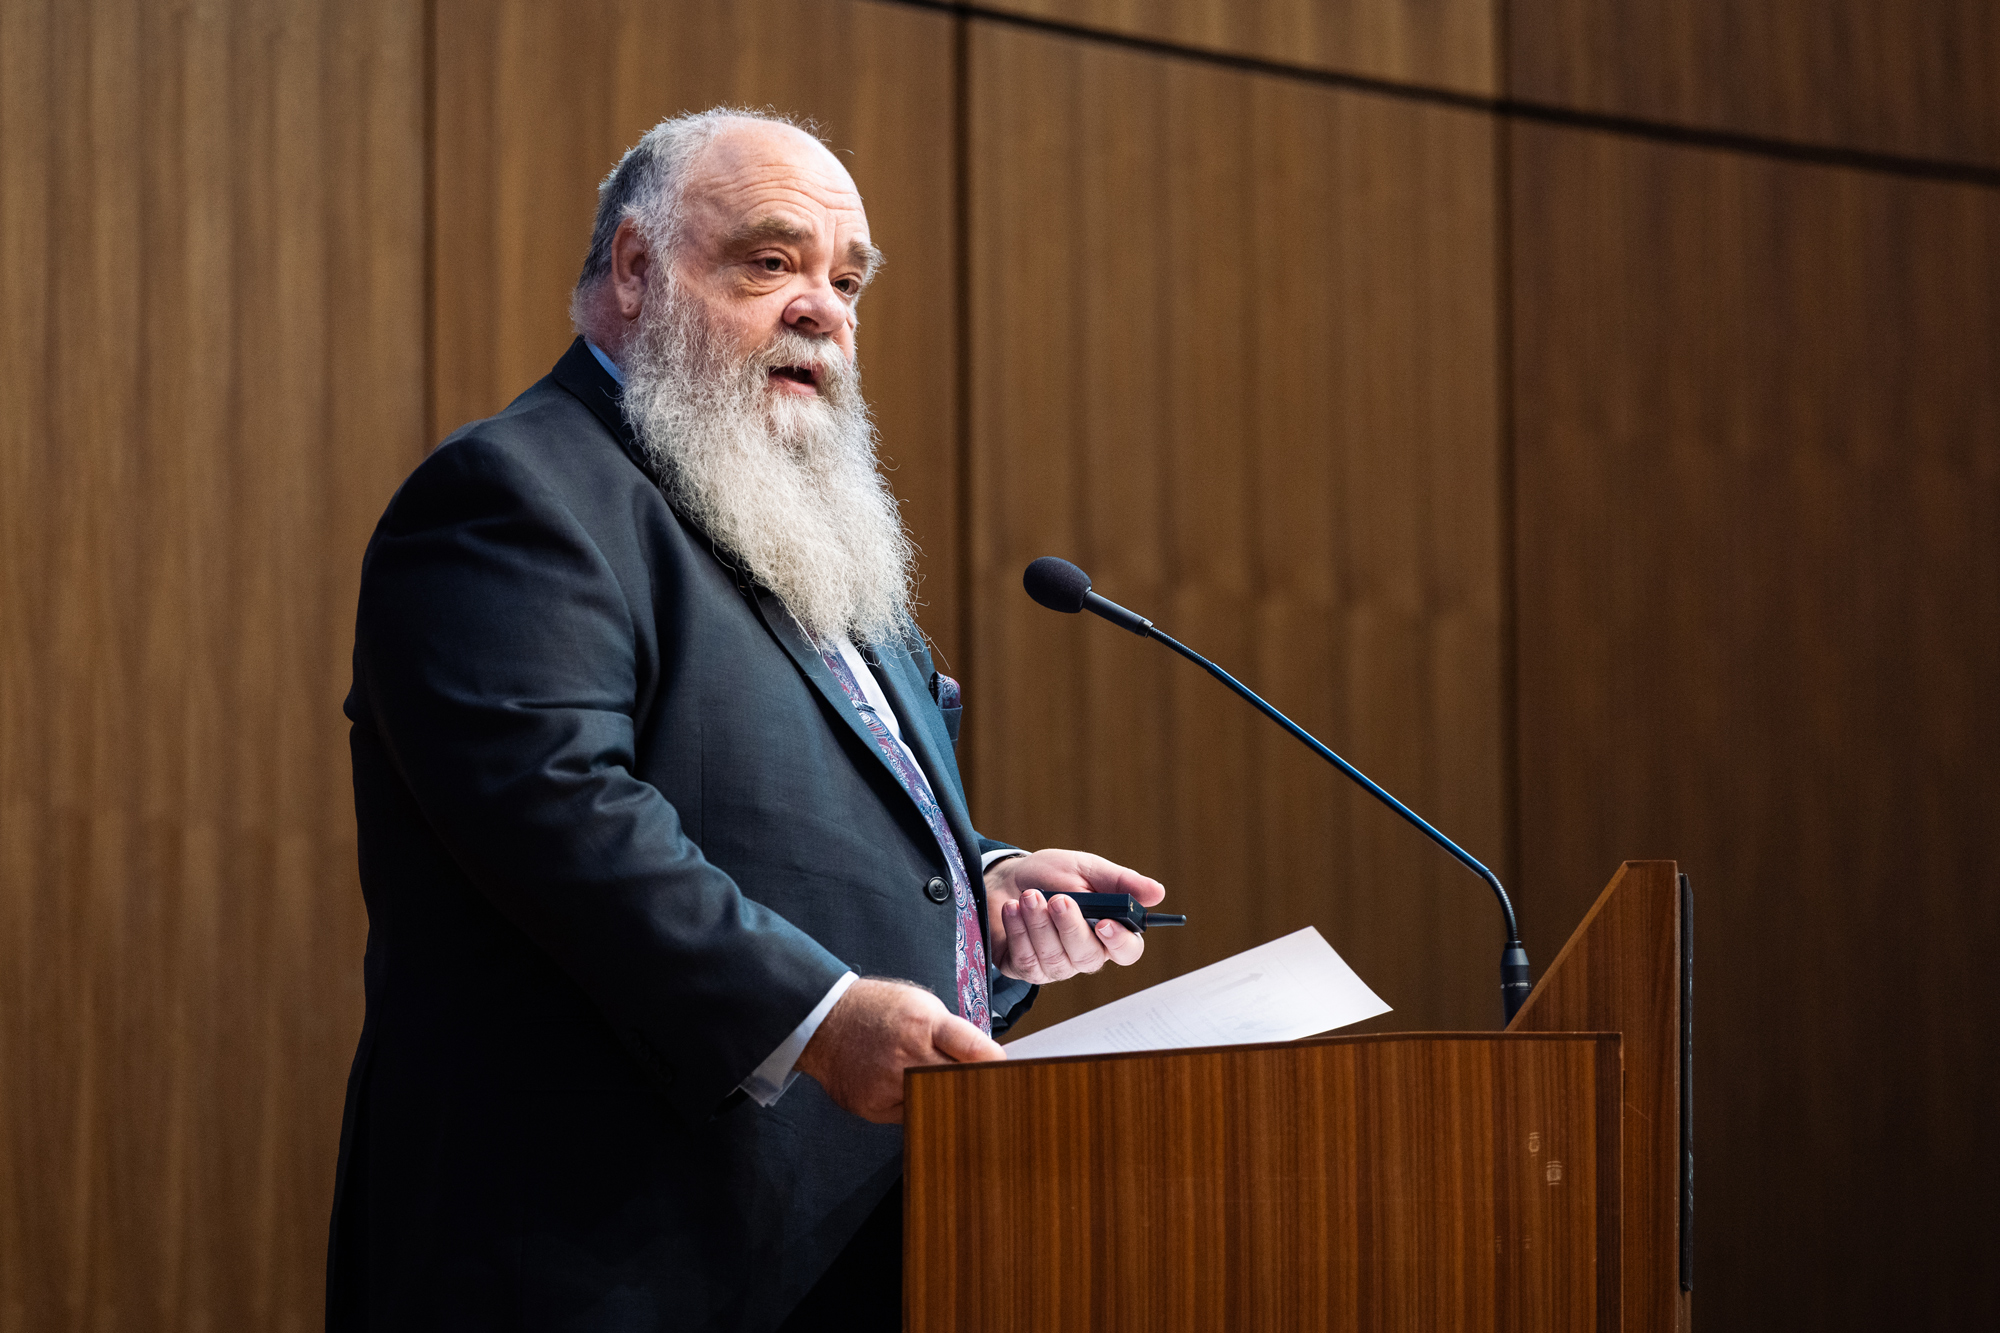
713 301 780 356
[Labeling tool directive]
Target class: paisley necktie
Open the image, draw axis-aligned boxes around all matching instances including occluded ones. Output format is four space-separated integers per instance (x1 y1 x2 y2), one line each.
817 645 990 1033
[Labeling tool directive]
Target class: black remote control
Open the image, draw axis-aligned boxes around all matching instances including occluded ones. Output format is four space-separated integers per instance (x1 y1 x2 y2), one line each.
1045 891 1186 934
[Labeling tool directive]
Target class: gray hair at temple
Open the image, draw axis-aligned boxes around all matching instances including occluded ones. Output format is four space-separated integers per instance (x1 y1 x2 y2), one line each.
569 107 816 327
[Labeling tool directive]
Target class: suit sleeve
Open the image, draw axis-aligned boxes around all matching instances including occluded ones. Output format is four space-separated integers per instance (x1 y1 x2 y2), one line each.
974 837 1037 1033
349 437 847 1120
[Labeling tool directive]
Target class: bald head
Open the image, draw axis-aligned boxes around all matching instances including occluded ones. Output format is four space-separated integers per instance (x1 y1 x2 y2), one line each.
571 110 881 376
681 118 860 230
678 120 880 287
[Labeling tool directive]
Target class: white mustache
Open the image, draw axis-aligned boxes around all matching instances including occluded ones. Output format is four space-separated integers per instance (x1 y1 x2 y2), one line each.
750 330 846 375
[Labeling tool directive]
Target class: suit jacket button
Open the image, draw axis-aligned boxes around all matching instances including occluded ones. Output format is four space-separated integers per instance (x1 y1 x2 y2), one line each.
924 876 950 903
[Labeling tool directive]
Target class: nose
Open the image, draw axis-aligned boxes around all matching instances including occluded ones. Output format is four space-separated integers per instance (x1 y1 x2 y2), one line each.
782 281 852 340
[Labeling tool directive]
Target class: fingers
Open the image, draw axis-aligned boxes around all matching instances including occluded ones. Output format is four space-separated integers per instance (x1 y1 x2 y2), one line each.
1002 889 1137 981
1045 892 1111 972
1096 915 1147 966
932 1013 1006 1064
1023 891 1076 977
989 850 1167 981
999 898 1048 983
1008 890 1082 981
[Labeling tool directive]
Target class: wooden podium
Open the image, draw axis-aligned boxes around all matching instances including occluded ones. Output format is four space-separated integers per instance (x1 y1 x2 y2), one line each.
904 860 1692 1332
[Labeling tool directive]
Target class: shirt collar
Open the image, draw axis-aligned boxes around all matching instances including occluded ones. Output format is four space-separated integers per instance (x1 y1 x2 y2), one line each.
584 338 624 386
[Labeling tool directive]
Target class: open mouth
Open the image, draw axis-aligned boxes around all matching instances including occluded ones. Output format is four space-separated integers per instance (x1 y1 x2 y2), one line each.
768 364 819 392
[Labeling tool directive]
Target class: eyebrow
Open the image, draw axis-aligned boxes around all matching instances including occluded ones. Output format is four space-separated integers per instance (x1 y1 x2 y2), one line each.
722 215 885 285
722 216 813 250
844 239 885 285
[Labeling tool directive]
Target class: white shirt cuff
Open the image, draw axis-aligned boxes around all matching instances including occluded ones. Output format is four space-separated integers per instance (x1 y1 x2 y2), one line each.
739 970 859 1107
981 847 1027 872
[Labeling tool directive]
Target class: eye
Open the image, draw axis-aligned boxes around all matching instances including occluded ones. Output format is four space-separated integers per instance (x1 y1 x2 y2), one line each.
760 256 786 273
835 277 860 296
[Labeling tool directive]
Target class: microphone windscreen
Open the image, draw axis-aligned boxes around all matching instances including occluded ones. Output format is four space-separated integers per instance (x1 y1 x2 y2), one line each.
1023 557 1092 613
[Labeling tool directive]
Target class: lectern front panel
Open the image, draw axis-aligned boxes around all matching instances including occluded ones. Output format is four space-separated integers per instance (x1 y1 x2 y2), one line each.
905 1031 1620 1332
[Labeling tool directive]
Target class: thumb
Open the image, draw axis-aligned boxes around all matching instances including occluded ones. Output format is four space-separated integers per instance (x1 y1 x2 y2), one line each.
932 1013 1007 1064
1071 851 1167 907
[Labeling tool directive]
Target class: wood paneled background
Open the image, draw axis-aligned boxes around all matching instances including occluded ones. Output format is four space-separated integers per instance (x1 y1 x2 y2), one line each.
965 22 1505 1033
1509 0 2000 168
3 0 1993 1327
1 0 424 1327
1510 123 2000 1328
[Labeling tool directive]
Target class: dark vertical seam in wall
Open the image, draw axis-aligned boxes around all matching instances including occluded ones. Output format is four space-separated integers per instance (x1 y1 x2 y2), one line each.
421 0 437 449
1493 1 1525 906
950 5 976 798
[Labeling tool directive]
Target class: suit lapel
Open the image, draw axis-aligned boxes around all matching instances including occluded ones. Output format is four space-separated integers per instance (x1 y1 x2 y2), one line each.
748 593 983 895
868 648 979 869
550 337 652 477
870 645 990 954
747 589 918 803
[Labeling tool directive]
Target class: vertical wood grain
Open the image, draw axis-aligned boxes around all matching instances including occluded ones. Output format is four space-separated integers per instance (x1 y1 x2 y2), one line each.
1509 0 2000 167
1510 860 1687 1333
968 23 1508 1038
431 0 965 660
906 1034 1620 1332
1510 120 2000 1328
978 0 1498 95
0 0 425 1328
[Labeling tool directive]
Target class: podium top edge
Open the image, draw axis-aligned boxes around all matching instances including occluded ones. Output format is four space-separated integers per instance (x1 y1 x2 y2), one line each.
914 1030 1622 1078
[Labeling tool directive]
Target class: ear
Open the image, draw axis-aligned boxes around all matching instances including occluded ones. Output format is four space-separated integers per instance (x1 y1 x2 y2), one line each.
610 217 650 321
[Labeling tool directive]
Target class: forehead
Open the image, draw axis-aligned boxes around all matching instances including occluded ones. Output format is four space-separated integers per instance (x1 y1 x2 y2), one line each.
681 121 869 245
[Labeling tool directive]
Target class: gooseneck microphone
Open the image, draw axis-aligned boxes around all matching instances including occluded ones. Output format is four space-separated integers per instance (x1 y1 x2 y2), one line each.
1023 555 1533 1025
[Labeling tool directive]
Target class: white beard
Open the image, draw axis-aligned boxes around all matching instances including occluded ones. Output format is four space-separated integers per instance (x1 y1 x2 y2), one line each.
620 281 918 647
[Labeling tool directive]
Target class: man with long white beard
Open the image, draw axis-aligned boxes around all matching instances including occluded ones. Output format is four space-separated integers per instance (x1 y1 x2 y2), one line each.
326 108 1166 1331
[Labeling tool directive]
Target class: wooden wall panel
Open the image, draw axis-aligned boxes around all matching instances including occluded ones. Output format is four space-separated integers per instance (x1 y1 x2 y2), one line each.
968 24 1508 1038
1509 0 2000 168
432 0 965 658
1511 122 2000 1327
0 0 425 1328
982 0 1496 94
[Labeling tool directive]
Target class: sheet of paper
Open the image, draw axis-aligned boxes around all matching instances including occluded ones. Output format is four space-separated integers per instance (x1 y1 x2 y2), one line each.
1002 926 1390 1060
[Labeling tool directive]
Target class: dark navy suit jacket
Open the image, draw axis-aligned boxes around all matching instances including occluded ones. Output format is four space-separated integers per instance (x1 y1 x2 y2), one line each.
326 339 1031 1331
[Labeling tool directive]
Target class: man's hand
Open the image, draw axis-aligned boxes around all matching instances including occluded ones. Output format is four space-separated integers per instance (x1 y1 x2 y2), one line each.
795 978 1005 1124
985 849 1167 984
